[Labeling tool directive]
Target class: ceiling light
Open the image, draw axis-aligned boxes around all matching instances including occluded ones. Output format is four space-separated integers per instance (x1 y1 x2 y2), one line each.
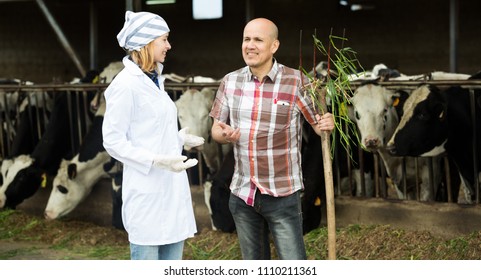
193 0 222 20
146 0 176 5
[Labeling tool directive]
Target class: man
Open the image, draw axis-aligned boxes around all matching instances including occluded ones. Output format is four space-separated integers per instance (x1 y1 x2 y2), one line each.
209 18 334 260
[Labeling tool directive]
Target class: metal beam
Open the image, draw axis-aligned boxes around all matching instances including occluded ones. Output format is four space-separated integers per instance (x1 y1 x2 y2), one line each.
245 0 253 23
35 0 86 77
125 0 142 12
125 0 134 11
449 0 459 73
89 1 98 71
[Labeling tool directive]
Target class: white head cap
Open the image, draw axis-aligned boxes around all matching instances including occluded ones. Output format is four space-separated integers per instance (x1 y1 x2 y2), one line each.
117 11 170 51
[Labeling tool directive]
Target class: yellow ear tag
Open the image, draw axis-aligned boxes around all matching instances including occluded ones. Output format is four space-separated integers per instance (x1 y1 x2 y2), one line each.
314 196 322 206
92 75 99 84
340 102 347 116
41 173 47 188
392 97 400 107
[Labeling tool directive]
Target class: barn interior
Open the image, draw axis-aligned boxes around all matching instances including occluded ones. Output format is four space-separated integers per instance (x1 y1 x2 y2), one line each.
0 0 480 83
1 0 481 239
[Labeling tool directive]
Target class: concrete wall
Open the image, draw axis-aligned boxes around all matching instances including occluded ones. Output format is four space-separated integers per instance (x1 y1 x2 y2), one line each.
0 0 480 83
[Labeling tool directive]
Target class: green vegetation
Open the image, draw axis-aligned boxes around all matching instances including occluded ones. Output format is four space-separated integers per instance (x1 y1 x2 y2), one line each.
1 209 481 260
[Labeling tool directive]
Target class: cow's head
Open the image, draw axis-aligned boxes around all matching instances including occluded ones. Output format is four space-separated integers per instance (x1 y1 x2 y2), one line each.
175 88 215 151
348 83 405 152
0 155 34 209
387 84 448 157
44 152 111 220
3 157 43 209
44 159 83 220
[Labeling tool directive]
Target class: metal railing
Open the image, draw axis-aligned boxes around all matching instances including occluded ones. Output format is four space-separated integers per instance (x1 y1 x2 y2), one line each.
1 80 480 205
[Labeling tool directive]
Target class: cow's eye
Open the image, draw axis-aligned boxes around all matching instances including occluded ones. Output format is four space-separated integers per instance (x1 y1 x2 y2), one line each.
355 111 360 120
57 185 69 194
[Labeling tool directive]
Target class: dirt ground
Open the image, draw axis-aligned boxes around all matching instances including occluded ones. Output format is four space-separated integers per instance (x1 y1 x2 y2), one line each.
3 184 481 260
4 209 481 260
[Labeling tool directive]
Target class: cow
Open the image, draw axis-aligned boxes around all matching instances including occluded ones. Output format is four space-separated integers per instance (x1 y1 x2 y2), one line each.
163 73 219 84
0 80 52 156
98 61 124 84
206 148 236 232
175 87 234 231
175 87 231 177
103 157 124 230
0 90 53 208
0 87 96 209
334 124 375 198
44 95 111 220
7 91 53 157
347 63 471 83
348 82 443 201
0 79 20 147
299 119 326 234
41 63 123 224
387 73 481 203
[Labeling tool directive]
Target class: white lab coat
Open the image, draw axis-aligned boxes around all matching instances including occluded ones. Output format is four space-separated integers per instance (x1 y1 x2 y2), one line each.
102 56 196 245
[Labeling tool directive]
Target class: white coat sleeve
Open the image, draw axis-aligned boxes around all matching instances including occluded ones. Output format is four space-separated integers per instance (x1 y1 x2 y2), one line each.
102 83 154 175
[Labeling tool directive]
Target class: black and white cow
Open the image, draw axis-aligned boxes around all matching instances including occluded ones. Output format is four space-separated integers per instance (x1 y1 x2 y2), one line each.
175 87 233 230
8 90 53 156
387 74 481 203
0 88 96 209
0 79 21 150
0 80 52 157
44 95 111 220
0 90 53 208
348 82 443 201
175 87 231 177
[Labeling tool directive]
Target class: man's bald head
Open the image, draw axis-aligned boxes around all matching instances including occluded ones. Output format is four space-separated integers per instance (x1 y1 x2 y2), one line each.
244 18 278 41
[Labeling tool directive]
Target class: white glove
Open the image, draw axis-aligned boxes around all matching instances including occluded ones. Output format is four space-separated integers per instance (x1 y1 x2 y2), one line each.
179 127 205 149
153 154 198 172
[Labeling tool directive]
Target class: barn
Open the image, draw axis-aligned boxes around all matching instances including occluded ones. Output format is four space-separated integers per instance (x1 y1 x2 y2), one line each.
1 0 481 244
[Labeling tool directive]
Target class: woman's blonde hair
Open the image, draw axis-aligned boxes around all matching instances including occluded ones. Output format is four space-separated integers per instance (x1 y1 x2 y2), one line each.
129 41 157 73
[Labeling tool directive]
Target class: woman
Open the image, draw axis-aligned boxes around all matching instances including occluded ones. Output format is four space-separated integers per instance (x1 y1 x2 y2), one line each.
102 11 204 260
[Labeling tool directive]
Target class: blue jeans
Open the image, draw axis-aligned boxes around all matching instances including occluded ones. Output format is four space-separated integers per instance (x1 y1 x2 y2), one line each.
130 240 184 260
229 191 306 260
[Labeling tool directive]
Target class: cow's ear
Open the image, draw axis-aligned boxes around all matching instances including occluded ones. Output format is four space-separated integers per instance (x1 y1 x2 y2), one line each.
67 163 77 179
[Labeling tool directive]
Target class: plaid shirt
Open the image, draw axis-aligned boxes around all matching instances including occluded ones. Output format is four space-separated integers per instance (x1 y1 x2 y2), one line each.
209 60 319 206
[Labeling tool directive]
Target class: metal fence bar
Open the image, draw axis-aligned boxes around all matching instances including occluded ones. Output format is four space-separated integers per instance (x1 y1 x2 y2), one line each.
1 80 480 205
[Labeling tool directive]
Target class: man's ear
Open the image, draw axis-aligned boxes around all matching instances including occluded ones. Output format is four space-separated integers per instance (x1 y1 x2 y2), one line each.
272 39 280 54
